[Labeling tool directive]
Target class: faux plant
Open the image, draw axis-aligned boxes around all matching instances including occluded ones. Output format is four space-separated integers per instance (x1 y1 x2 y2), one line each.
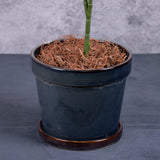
83 0 93 57
31 0 132 150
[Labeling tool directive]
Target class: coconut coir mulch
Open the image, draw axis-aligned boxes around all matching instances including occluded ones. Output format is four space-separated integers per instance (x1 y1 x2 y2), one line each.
36 35 128 70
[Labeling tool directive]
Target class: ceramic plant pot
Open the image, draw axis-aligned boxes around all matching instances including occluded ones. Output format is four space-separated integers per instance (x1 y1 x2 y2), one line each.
31 42 132 150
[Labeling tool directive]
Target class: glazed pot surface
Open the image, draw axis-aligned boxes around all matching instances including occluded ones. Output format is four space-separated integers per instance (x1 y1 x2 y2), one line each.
31 43 132 141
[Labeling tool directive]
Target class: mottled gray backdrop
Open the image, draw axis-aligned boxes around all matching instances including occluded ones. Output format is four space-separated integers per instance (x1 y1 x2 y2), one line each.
0 0 160 54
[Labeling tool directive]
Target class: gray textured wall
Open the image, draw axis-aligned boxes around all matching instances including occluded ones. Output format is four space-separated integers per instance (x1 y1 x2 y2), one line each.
0 0 160 54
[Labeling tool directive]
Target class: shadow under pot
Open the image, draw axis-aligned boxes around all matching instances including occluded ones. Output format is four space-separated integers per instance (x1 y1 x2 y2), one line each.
31 42 132 150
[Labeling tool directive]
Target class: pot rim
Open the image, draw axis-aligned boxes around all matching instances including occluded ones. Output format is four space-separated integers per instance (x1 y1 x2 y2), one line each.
31 41 132 73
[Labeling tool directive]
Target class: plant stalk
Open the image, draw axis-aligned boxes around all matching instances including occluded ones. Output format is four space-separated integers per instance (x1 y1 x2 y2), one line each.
83 0 93 57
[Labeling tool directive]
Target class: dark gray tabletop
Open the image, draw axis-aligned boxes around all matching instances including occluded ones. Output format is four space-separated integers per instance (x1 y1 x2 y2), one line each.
0 54 159 160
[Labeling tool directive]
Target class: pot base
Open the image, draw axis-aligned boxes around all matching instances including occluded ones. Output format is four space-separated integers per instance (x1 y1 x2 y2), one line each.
38 121 123 150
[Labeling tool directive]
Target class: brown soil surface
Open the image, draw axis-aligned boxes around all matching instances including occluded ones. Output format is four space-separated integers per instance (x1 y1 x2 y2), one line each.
36 35 128 70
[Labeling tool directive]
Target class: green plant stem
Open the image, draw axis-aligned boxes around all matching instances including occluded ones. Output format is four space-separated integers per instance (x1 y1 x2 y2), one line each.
84 0 93 57
83 0 88 16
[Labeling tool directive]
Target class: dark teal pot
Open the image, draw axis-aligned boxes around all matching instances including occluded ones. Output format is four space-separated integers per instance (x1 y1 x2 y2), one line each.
31 42 132 145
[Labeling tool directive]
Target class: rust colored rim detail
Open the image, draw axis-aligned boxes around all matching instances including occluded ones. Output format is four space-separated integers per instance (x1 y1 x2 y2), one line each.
38 120 123 150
